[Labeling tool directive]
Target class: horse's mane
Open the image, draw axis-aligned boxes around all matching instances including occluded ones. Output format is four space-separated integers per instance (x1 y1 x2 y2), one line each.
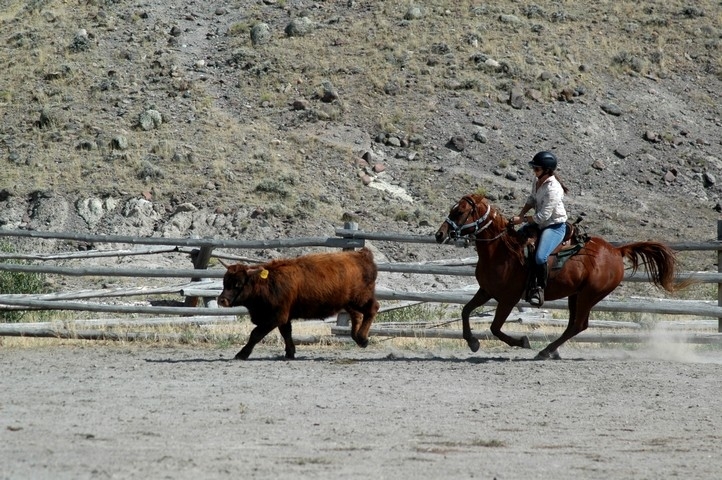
486 202 527 265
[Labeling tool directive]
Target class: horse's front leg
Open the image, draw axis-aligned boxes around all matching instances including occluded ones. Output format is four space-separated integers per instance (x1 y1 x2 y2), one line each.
490 301 531 349
461 289 492 352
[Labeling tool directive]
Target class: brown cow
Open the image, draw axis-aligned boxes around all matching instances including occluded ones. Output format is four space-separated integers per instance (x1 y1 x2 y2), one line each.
217 247 379 359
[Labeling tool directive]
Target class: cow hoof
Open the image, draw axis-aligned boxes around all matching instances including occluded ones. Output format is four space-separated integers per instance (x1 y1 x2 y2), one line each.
520 336 531 349
351 334 369 348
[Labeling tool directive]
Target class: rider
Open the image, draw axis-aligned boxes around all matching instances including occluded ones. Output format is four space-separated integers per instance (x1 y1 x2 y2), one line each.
512 151 569 307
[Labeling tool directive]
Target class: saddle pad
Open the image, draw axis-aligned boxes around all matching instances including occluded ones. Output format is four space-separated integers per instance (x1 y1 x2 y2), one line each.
551 243 584 270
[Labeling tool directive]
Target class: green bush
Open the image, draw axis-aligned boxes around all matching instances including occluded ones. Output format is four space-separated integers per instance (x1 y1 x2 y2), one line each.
0 242 47 322
376 303 455 324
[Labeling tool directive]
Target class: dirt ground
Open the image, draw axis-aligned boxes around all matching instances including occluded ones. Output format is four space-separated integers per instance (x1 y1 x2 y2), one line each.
2 339 722 480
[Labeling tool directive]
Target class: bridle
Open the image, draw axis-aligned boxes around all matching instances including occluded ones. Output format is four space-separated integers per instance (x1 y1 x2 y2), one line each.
441 196 503 244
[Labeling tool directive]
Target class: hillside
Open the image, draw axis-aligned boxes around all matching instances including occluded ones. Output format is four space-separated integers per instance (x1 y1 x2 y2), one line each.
1 0 721 273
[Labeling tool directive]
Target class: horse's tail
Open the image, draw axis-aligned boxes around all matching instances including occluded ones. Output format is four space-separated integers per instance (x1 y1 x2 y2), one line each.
617 241 688 292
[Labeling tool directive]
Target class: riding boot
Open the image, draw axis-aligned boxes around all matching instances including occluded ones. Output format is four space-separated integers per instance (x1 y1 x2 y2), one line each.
529 262 548 307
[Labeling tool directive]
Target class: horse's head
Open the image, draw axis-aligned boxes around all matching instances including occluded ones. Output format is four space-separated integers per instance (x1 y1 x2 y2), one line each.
435 194 493 244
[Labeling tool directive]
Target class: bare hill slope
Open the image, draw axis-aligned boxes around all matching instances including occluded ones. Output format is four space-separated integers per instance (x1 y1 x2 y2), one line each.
1 1 721 268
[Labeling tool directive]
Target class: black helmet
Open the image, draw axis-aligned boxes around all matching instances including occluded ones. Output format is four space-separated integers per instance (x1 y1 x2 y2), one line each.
529 151 558 171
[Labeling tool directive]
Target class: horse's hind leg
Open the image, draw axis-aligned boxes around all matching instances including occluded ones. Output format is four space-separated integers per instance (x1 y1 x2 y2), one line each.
536 294 590 360
461 289 492 352
490 301 531 349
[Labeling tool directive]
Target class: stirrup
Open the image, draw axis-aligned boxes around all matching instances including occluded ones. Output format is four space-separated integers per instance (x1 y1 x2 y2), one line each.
529 287 544 307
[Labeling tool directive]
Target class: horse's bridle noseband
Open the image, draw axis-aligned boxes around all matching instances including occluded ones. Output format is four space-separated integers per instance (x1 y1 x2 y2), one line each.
442 196 498 243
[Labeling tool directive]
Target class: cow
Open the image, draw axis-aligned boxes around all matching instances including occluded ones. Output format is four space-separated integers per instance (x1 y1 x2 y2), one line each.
217 247 379 360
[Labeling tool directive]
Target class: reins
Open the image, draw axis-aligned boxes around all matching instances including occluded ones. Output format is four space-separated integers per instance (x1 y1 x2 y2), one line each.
474 229 506 242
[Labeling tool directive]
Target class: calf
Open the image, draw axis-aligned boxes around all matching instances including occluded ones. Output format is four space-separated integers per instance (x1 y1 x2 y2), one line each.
217 247 379 359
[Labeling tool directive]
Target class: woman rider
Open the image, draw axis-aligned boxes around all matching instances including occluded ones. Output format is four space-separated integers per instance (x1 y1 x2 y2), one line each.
511 151 569 307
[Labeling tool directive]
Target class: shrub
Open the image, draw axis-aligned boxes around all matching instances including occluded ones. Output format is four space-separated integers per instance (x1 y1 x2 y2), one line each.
255 179 289 198
0 242 47 322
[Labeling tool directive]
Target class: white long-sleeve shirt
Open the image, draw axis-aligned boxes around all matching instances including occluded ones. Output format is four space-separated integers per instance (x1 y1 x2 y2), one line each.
525 175 568 228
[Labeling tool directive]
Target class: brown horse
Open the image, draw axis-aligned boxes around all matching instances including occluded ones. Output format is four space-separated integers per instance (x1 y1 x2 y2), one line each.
435 193 682 360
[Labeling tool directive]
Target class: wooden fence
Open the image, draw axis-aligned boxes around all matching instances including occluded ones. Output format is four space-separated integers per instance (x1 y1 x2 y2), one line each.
1 222 722 344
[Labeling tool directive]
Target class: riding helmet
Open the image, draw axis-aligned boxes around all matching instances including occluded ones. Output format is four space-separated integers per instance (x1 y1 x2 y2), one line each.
529 151 558 171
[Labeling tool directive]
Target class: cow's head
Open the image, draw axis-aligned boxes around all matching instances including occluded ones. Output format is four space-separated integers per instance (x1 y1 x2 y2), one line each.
217 263 267 307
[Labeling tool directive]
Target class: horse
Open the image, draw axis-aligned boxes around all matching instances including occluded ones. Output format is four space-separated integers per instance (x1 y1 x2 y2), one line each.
435 193 683 360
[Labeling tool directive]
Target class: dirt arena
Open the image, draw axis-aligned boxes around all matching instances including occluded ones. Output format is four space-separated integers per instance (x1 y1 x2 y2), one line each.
2 339 722 480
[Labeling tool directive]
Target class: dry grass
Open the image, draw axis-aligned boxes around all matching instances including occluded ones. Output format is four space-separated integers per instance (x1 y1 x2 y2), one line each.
0 314 696 354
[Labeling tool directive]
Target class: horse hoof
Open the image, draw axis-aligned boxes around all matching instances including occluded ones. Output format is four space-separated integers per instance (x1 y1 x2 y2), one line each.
535 351 550 360
235 351 250 360
535 350 562 361
468 338 480 353
520 336 531 349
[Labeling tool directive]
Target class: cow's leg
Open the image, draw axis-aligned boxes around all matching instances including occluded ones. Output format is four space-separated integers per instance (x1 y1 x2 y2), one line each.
236 323 276 360
347 309 369 348
354 298 379 348
277 322 295 359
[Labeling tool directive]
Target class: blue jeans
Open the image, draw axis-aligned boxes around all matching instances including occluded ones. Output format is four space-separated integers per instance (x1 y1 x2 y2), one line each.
535 223 567 265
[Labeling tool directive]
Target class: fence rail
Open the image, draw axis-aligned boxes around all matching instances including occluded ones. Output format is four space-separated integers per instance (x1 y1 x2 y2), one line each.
1 223 722 342
0 228 364 249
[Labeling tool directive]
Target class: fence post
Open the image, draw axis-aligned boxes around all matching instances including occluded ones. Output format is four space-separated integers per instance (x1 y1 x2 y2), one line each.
718 220 722 332
342 221 359 251
184 241 216 308
336 222 359 326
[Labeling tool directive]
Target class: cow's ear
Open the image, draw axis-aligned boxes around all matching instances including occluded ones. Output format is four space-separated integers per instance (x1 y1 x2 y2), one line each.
247 266 269 280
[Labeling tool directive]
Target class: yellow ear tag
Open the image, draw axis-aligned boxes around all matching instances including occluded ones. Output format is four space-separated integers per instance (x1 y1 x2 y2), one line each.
259 269 269 279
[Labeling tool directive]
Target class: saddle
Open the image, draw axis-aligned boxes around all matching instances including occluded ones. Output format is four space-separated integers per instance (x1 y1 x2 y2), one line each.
521 217 590 270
